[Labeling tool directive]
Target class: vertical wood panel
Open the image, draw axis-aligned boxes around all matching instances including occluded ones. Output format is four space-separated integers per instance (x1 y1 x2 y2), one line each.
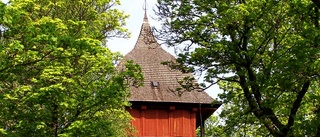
141 109 145 136
144 109 157 136
183 110 191 135
157 109 169 136
169 109 173 136
128 107 197 137
191 110 197 136
172 110 183 136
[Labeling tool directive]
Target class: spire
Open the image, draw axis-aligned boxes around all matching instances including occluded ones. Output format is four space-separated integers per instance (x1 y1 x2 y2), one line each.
134 0 158 49
142 0 148 22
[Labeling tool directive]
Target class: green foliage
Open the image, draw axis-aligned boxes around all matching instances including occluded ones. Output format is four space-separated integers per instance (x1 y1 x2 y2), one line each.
196 115 224 137
0 0 142 136
157 0 320 136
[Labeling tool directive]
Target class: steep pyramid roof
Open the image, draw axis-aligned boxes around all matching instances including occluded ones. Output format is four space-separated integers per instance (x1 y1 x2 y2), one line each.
119 13 214 104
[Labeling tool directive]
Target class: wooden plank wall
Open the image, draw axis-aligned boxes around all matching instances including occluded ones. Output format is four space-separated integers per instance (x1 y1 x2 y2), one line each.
127 108 196 137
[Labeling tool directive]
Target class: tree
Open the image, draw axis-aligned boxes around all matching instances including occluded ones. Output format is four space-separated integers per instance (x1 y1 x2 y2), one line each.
196 115 224 137
0 0 143 136
156 0 320 136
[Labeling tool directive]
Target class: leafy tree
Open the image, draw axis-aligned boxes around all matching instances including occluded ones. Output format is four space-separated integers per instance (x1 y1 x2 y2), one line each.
0 0 143 136
196 115 224 137
156 0 320 136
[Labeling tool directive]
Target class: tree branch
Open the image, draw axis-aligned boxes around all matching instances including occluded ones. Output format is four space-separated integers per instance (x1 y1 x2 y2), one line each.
312 0 320 9
237 65 284 136
285 81 310 134
0 50 53 73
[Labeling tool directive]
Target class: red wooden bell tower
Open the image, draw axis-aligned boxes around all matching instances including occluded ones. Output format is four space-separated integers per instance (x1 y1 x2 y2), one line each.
119 3 221 136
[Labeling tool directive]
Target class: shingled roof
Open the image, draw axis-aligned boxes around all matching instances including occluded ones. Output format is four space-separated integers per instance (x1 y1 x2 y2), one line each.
119 13 214 104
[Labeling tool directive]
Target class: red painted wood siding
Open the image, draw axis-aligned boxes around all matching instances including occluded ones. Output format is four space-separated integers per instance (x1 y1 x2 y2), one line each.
127 108 196 137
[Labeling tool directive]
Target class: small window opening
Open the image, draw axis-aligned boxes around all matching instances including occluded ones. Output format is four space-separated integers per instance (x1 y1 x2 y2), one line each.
151 81 159 88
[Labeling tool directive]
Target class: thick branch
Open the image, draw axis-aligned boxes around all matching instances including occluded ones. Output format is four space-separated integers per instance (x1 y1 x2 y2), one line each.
239 18 285 136
285 81 310 134
236 66 283 136
312 0 320 9
61 109 81 133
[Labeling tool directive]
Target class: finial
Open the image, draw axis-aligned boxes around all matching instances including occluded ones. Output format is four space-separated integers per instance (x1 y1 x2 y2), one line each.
142 0 148 22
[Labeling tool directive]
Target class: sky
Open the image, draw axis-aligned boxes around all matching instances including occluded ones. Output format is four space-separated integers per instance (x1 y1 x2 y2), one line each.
1 0 222 99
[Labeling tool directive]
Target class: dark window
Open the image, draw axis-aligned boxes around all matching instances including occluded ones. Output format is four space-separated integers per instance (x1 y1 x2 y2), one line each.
151 81 159 88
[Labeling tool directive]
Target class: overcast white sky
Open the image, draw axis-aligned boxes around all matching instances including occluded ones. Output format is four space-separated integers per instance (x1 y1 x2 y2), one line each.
1 0 222 99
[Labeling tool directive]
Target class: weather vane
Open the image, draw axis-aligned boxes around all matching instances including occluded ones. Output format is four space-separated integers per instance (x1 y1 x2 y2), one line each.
142 0 148 16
